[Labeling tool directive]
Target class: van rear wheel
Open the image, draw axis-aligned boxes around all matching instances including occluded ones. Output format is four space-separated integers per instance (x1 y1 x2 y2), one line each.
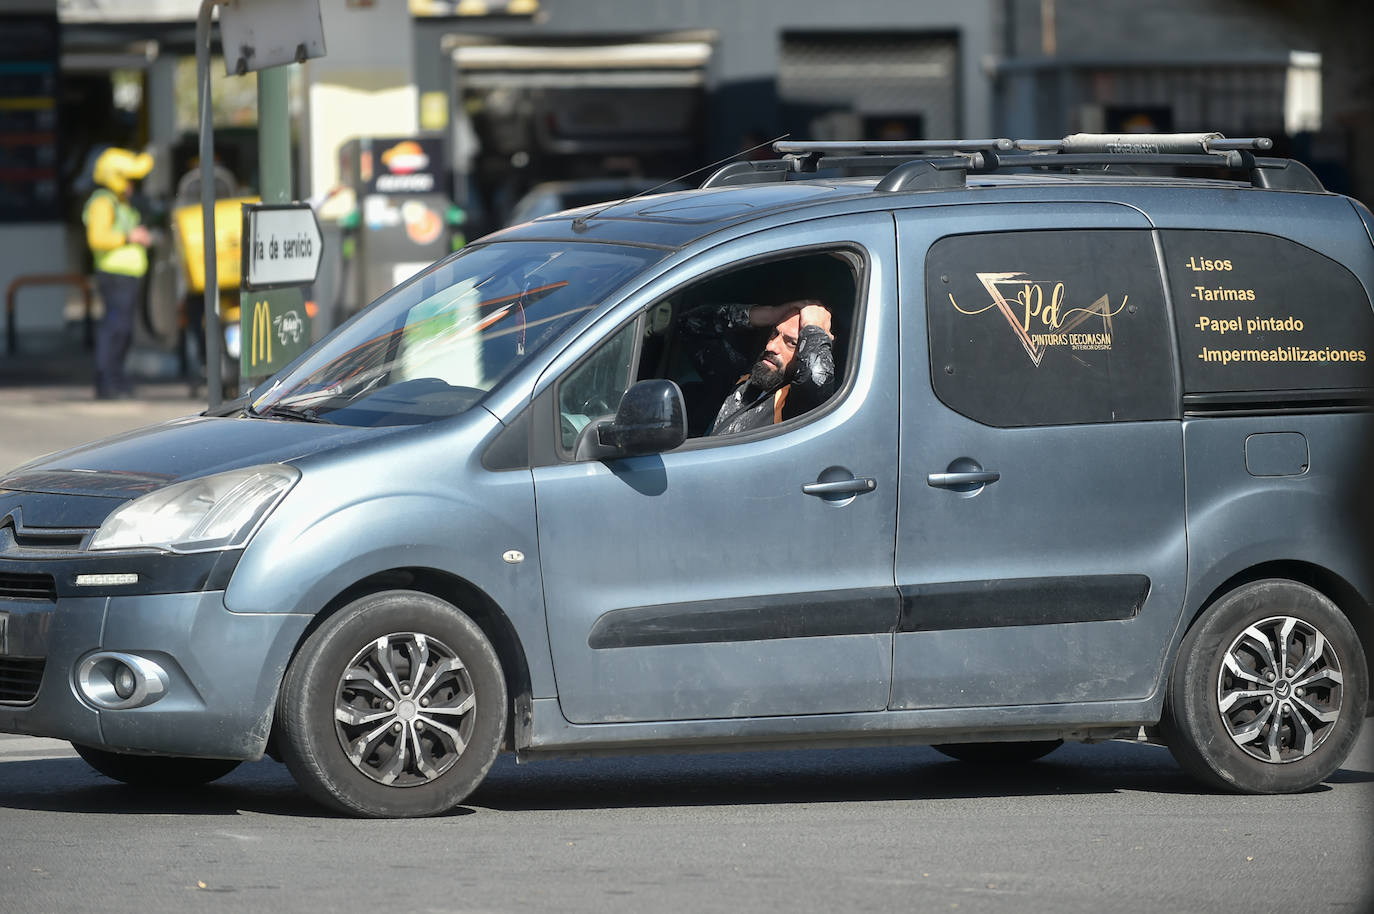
276 590 507 818
1162 579 1367 794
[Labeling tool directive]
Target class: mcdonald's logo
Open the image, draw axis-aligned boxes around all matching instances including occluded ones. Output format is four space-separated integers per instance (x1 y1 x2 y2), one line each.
250 300 272 367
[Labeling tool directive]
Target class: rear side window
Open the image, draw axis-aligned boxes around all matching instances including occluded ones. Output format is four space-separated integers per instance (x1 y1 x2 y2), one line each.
1161 230 1374 393
926 230 1176 427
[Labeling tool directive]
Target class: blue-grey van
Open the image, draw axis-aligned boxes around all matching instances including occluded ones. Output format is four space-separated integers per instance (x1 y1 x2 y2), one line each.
2 134 1371 816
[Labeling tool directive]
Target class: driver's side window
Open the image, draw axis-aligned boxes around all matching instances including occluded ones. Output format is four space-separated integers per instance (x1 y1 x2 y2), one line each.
555 248 859 460
557 319 638 451
642 250 858 439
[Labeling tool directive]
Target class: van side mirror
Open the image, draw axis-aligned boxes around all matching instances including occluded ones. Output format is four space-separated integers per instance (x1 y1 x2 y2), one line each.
596 379 687 456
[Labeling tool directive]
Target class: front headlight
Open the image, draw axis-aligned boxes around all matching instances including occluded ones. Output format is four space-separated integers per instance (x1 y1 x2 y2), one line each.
89 464 299 553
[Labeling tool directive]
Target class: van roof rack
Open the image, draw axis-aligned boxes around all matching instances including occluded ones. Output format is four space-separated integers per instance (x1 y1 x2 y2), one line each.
699 133 1324 193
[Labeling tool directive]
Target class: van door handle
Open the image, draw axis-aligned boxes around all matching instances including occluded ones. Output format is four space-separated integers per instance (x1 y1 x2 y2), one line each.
927 470 1000 488
802 477 877 496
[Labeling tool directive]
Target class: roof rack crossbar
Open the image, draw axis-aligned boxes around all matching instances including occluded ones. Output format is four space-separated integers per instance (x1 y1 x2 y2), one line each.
791 153 978 173
983 150 1322 191
700 152 981 188
774 139 1013 155
698 134 1323 193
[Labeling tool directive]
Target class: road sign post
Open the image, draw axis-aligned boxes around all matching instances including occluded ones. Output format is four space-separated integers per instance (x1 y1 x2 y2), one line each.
198 0 326 408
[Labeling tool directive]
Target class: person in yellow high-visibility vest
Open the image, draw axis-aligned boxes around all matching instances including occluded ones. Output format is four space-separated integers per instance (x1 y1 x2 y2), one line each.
84 147 154 399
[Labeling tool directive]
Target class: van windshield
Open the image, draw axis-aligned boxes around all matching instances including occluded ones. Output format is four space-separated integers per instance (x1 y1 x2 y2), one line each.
249 241 661 427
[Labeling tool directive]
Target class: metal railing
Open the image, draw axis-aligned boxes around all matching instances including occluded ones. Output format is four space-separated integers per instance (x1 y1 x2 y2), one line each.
5 273 95 355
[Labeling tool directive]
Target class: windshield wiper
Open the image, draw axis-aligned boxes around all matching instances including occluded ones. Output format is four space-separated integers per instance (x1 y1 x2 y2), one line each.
257 404 337 424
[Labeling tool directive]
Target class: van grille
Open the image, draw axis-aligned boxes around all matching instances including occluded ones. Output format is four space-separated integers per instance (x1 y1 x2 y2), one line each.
0 658 44 703
0 572 57 602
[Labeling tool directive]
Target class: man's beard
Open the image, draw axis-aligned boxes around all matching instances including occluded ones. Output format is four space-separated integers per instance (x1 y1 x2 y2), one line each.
748 355 785 391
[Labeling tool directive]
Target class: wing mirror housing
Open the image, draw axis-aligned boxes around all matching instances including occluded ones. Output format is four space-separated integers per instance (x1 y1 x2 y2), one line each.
596 379 687 456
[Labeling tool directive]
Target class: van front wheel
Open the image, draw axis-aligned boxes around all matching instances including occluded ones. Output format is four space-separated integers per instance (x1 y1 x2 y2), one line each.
1162 579 1367 794
277 590 507 817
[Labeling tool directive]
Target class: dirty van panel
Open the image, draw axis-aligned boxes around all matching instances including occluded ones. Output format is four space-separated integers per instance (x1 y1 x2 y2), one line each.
1180 412 1374 629
926 229 1177 427
1162 230 1374 396
892 213 1186 711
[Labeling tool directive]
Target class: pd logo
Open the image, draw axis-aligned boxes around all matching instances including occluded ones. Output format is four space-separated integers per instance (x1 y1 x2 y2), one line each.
948 272 1125 366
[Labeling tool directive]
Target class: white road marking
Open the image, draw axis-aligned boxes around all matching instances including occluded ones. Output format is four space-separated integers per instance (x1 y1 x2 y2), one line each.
0 734 77 761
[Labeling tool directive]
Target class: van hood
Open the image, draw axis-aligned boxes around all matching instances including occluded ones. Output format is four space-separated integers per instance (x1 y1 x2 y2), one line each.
0 414 389 500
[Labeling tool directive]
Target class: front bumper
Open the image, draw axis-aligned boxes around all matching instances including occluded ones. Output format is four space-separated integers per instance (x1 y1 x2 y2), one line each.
0 586 311 760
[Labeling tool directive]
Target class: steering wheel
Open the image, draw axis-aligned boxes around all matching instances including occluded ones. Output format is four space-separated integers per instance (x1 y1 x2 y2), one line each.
578 394 616 417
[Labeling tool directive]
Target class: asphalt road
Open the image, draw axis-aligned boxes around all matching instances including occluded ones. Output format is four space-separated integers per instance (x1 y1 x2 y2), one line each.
1 734 1372 913
1 385 1372 913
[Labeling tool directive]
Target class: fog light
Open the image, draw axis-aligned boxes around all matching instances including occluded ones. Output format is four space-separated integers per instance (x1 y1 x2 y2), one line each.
113 665 137 700
75 652 169 710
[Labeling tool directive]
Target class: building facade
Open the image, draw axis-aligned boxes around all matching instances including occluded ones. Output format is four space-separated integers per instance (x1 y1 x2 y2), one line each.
0 0 1364 342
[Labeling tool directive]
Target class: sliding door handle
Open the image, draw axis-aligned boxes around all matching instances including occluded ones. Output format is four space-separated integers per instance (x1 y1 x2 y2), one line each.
927 470 1000 488
802 477 877 496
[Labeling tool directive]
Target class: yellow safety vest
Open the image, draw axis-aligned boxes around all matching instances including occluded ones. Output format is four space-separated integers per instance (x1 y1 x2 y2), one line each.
83 188 148 277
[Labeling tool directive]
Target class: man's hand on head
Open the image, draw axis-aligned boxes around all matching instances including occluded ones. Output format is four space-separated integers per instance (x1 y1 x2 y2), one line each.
747 303 800 329
749 300 832 336
789 300 832 336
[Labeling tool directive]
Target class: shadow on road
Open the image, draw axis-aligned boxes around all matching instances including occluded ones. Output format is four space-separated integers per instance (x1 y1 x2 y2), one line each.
0 756 332 818
471 742 1216 812
3 740 1369 818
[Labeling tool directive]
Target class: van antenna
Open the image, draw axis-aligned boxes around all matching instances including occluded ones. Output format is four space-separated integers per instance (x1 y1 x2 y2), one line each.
571 133 790 232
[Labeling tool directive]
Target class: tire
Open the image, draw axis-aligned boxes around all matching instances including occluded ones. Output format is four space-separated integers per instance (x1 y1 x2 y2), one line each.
276 590 507 818
931 740 1063 764
73 744 241 787
1162 579 1368 794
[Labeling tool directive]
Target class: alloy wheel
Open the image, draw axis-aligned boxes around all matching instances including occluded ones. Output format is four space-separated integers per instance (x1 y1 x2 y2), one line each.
333 632 477 787
1217 615 1343 764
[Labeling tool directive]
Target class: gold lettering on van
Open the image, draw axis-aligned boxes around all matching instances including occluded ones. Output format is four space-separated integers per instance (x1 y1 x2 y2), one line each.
948 272 1127 366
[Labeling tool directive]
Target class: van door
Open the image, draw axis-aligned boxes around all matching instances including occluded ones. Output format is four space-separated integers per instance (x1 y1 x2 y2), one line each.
891 204 1188 710
532 216 900 724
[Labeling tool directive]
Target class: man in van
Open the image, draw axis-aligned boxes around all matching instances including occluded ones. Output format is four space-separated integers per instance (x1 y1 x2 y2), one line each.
679 299 835 436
